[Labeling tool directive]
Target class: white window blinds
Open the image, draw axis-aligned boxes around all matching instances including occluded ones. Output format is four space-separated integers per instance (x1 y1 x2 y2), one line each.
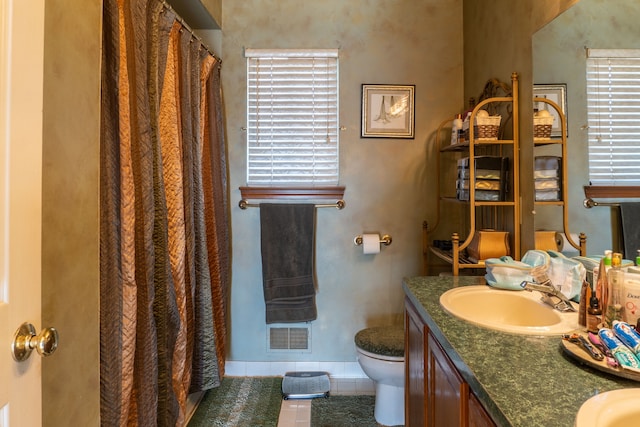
586 49 640 186
245 49 339 186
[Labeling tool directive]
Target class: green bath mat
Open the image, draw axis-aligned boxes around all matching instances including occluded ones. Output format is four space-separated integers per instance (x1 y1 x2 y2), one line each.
311 394 403 427
188 376 282 427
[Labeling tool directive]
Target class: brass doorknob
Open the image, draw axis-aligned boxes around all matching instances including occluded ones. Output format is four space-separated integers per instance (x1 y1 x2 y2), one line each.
11 322 59 362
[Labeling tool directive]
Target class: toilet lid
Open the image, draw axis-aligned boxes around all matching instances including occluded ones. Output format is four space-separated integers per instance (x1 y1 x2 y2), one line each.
355 326 404 358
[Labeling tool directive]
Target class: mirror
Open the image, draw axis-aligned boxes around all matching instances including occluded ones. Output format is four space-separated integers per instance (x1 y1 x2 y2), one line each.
532 0 639 256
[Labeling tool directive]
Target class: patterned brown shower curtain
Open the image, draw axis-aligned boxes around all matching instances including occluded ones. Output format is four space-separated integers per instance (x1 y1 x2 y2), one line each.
100 1 229 426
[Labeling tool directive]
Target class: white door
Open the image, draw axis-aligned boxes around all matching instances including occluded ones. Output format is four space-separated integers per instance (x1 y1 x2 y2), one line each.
0 0 46 426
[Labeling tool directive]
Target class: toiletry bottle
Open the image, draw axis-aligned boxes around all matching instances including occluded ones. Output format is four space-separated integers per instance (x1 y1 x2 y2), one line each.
596 257 607 313
600 250 613 310
587 295 602 333
604 252 625 327
451 114 462 145
636 249 640 266
579 280 589 328
604 250 612 271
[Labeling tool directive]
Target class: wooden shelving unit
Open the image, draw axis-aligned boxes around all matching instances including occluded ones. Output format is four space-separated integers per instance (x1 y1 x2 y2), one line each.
533 97 586 256
427 72 520 276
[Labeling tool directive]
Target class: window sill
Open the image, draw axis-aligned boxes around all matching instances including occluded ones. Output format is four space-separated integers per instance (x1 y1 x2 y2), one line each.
584 185 640 199
239 186 346 209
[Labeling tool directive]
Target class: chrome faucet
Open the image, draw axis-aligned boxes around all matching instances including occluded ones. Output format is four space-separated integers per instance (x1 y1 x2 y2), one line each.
520 281 577 312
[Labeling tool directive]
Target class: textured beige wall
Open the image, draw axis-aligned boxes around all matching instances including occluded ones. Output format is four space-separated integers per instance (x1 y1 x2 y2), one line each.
41 0 101 425
202 0 221 27
222 0 465 361
531 0 581 32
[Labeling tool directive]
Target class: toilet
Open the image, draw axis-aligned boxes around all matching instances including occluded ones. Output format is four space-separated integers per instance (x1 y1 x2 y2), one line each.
355 325 405 426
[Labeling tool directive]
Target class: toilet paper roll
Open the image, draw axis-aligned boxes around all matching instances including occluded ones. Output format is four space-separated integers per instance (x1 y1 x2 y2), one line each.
558 233 581 254
362 233 381 255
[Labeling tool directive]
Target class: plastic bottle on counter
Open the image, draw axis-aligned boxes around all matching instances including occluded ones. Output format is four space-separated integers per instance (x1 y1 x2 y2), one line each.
604 250 612 270
596 257 607 315
636 249 640 266
599 250 612 307
604 252 624 328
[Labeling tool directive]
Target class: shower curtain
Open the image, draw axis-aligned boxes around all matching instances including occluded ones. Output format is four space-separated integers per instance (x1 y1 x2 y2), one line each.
100 0 230 425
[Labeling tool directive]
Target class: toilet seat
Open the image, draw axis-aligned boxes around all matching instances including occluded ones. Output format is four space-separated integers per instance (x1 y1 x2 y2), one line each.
356 346 404 362
354 325 404 360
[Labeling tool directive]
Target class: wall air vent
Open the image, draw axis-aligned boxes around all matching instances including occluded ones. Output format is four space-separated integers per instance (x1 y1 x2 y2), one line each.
268 326 311 352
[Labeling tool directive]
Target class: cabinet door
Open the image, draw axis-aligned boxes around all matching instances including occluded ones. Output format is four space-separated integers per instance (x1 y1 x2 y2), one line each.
428 333 469 427
405 299 428 427
469 391 496 427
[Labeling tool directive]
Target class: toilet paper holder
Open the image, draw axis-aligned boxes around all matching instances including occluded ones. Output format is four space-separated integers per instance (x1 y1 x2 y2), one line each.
354 234 392 246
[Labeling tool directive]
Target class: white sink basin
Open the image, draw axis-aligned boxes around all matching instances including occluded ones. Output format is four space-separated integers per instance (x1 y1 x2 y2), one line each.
575 389 640 427
439 285 578 336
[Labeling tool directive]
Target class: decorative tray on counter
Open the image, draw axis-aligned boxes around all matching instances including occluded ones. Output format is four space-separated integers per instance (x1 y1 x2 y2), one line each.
560 329 640 382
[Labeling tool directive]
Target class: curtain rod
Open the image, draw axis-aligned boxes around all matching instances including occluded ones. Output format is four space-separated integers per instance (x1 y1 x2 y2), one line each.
159 0 221 63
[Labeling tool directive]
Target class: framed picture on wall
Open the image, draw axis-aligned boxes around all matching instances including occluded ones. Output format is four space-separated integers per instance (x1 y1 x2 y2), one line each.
361 84 415 138
533 83 568 138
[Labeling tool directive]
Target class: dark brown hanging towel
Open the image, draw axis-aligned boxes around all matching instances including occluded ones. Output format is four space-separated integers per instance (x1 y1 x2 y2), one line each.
260 203 317 323
620 202 640 260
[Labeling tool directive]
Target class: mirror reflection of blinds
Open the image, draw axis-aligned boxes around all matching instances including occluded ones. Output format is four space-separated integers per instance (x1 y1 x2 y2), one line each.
245 49 339 185
586 49 640 186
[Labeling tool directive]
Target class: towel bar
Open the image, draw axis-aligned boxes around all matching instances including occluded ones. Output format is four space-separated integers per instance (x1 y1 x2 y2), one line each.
239 199 345 210
583 198 620 209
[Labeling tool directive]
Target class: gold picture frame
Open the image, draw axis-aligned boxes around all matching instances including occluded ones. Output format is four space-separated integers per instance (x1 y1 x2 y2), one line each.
361 84 415 138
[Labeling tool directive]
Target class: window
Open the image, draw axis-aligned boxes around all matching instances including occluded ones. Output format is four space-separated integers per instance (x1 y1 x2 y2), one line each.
586 49 640 186
245 49 339 186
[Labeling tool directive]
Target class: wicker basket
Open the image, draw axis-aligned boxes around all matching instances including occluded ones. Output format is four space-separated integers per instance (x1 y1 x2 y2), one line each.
463 115 501 141
533 115 554 139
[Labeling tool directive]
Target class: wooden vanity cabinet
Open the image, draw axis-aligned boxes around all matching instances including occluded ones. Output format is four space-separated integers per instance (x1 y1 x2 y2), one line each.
469 392 496 427
428 332 468 426
405 298 497 427
406 298 427 425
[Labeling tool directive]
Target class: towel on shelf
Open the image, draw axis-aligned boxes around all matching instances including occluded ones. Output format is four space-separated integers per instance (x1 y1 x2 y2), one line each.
260 203 317 324
620 202 640 260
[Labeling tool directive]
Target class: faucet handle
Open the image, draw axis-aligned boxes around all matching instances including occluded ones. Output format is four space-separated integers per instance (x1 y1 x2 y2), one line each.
553 299 576 313
543 291 576 312
530 265 554 288
520 280 576 312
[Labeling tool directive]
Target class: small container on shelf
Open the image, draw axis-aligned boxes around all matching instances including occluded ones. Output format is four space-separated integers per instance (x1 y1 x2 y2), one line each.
534 156 562 178
534 156 562 201
451 114 463 145
466 229 510 263
456 156 509 201
533 109 554 140
461 110 501 142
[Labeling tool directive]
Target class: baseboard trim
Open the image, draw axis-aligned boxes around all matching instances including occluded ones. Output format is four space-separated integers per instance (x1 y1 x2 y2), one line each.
185 390 205 424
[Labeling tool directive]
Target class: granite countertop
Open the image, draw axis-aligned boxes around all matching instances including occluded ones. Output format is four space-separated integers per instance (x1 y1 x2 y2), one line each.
403 275 638 427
